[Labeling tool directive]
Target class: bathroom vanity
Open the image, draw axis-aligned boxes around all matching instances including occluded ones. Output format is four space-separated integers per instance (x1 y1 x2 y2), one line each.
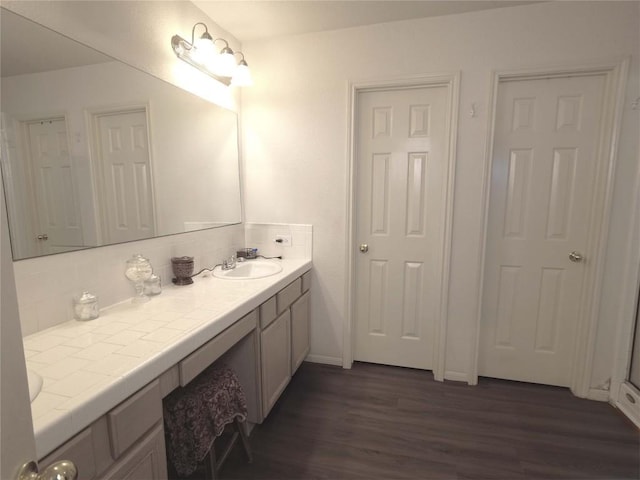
24 258 312 479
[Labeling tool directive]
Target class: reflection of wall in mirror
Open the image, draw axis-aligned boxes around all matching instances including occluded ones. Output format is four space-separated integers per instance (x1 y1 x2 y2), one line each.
1 60 241 259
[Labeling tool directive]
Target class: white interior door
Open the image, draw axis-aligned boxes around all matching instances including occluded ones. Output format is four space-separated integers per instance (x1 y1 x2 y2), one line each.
354 85 449 370
95 109 155 244
480 74 607 387
1 180 37 480
26 118 84 254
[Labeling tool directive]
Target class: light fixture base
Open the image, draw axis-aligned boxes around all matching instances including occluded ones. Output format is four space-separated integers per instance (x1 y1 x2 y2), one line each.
171 34 231 86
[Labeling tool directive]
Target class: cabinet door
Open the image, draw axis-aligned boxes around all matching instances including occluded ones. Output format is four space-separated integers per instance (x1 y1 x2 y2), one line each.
291 291 310 374
40 428 98 480
100 424 167 480
260 310 291 417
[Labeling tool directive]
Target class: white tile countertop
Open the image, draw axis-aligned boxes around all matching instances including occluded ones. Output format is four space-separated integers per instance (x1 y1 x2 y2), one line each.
23 258 312 459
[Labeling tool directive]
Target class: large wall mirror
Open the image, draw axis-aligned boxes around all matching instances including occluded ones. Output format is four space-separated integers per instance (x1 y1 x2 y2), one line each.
0 8 242 260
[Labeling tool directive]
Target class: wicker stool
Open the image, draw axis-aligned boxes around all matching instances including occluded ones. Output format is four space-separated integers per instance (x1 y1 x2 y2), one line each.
163 363 252 479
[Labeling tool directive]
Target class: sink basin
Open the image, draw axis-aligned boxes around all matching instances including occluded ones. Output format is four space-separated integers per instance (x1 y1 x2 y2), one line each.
214 260 283 280
27 369 43 403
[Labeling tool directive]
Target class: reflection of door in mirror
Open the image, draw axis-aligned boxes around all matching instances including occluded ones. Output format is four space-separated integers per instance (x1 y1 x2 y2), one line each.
92 108 155 244
25 117 84 256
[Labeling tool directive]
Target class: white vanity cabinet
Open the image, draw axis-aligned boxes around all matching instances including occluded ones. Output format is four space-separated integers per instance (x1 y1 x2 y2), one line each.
259 270 311 418
39 380 167 480
34 263 313 479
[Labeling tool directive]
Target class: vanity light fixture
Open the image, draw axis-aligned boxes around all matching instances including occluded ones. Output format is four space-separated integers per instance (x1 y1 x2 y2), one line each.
171 22 251 87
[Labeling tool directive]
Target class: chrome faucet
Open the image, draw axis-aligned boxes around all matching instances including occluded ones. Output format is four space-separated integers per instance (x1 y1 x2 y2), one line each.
222 255 237 270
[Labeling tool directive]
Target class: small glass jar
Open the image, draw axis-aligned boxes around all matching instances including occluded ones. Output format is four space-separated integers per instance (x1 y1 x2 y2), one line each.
74 291 99 321
144 274 162 296
125 254 153 303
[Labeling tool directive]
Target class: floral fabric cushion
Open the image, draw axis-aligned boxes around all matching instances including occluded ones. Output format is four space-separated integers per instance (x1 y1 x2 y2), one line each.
163 363 248 477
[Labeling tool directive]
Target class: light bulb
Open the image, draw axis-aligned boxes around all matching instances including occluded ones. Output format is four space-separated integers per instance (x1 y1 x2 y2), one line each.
232 61 252 86
192 32 214 66
215 47 237 77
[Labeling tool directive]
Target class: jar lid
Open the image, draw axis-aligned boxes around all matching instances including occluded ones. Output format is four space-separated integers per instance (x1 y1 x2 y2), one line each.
127 253 151 266
76 291 97 304
171 256 193 264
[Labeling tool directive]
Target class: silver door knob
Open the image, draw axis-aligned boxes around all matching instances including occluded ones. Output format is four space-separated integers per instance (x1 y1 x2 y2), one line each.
36 234 48 241
569 251 584 263
359 244 369 253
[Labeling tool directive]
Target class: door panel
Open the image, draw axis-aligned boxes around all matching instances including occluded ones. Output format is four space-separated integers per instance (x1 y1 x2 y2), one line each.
354 86 449 370
480 74 606 386
95 109 155 244
26 118 83 254
1 181 37 479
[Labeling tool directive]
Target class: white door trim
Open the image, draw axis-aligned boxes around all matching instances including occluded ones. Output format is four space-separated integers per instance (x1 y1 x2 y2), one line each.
610 146 640 409
344 73 460 381
472 59 630 396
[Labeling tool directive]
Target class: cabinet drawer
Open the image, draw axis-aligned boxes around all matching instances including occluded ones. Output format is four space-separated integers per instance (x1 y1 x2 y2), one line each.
40 427 97 480
259 296 277 329
302 270 312 293
179 309 257 386
108 380 162 459
276 278 302 314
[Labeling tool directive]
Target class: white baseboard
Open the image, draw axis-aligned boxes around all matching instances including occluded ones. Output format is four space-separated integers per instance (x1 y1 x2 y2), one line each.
586 388 610 402
304 354 343 367
444 371 469 383
616 382 640 428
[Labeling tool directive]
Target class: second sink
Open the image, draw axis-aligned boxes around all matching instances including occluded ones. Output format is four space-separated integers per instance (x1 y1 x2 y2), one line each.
27 369 43 403
214 260 282 280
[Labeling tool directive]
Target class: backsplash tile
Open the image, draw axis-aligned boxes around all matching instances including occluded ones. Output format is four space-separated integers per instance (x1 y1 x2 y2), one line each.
15 224 244 336
15 223 311 336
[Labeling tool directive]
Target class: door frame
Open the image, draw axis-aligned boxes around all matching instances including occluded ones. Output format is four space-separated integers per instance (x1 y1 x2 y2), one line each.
344 73 460 381
472 59 630 398
611 144 640 424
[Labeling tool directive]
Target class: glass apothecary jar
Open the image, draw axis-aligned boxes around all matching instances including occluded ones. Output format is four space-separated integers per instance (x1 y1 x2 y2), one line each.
125 254 153 303
74 291 99 321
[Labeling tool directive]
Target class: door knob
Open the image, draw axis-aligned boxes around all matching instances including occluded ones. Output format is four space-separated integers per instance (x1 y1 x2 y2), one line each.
359 244 369 253
36 234 48 241
17 460 78 480
569 251 584 263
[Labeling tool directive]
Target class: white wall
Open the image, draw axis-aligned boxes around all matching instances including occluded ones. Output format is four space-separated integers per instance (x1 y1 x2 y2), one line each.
1 1 247 335
240 2 640 388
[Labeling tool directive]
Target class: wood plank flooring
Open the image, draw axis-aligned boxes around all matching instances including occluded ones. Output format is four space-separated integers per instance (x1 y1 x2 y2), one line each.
220 362 639 480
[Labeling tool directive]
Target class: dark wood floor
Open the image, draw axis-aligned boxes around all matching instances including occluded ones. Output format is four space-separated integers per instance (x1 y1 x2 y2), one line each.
220 362 639 480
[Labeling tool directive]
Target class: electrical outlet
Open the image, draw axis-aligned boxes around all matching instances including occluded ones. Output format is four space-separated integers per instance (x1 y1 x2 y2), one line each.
274 234 292 246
